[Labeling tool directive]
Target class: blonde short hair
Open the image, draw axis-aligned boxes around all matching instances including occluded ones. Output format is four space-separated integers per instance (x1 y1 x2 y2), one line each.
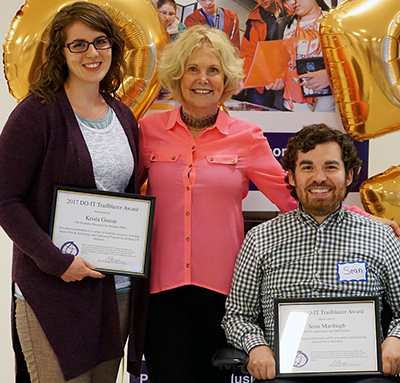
158 25 244 104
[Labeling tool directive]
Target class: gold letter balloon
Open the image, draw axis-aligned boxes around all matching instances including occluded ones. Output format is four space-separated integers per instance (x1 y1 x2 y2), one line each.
360 166 400 225
3 0 169 119
320 0 400 141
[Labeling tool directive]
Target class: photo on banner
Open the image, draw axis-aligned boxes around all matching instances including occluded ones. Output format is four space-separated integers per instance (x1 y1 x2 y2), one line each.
147 0 367 209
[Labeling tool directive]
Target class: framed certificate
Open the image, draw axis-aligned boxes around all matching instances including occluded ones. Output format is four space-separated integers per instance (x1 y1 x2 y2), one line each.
274 296 382 377
49 186 155 277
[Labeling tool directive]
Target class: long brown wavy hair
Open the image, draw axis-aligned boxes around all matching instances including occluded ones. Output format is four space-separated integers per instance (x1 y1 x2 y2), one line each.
29 1 126 103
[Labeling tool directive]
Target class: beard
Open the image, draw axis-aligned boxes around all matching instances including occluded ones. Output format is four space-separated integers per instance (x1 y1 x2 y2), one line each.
298 182 348 220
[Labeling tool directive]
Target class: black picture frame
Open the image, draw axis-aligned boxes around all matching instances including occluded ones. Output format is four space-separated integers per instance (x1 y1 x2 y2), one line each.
49 185 155 278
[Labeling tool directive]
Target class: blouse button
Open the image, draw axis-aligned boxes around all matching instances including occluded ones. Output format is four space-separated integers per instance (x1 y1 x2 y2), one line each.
186 186 190 191
192 146 195 150
188 164 193 168
151 156 156 160
209 158 214 162
231 159 236 163
171 156 176 160
186 237 190 242
186 212 190 216
186 263 190 268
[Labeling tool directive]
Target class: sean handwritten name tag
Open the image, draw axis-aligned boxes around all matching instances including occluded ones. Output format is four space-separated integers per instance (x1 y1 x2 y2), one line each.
337 261 367 282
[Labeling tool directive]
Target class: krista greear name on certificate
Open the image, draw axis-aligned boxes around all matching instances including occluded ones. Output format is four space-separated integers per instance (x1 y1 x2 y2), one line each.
274 296 382 377
49 186 155 277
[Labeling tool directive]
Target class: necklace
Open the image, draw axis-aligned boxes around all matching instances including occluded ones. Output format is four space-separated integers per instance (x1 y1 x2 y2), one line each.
180 109 219 131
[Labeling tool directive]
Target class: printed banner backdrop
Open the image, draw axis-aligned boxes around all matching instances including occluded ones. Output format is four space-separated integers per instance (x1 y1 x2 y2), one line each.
130 356 253 382
130 357 148 383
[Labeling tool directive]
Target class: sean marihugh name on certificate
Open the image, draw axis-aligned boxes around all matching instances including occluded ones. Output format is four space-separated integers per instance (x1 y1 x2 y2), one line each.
275 298 381 377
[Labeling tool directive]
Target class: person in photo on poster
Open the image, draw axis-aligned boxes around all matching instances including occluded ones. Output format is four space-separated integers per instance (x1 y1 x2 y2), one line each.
184 0 241 49
267 0 335 112
0 2 147 382
234 0 290 109
222 124 400 383
157 0 186 42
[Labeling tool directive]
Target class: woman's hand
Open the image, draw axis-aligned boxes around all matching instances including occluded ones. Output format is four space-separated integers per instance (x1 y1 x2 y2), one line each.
61 256 104 282
235 80 245 95
266 78 284 91
299 69 330 91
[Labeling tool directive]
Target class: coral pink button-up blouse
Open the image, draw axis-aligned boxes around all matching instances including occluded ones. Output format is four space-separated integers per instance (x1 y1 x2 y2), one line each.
139 108 298 295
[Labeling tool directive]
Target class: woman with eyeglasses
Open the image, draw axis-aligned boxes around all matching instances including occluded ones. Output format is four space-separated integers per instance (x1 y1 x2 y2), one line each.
157 0 186 42
0 2 147 382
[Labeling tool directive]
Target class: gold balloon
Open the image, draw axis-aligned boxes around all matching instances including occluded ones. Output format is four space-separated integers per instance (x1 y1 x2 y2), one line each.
320 0 400 141
360 165 400 224
3 0 169 119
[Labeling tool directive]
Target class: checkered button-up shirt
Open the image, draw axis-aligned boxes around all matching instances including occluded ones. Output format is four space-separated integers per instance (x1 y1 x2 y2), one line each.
222 205 400 354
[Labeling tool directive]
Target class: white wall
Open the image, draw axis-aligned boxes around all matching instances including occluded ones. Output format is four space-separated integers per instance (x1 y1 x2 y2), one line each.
2 1 400 382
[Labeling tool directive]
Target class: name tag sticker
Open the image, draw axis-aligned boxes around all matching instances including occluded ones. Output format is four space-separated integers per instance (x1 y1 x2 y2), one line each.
337 261 367 282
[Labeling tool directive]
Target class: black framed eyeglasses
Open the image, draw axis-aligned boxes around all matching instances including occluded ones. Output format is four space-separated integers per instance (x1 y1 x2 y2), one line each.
64 37 115 53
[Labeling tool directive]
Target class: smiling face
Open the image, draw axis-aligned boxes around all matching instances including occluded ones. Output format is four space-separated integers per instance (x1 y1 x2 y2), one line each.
256 0 277 12
286 0 320 20
288 141 353 224
158 2 176 27
180 45 225 118
198 0 218 15
64 21 112 89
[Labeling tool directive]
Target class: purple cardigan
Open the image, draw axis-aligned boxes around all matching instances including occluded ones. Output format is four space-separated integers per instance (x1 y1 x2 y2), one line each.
0 87 148 381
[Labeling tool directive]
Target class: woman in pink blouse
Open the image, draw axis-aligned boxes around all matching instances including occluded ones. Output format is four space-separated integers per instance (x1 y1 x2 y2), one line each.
138 25 397 383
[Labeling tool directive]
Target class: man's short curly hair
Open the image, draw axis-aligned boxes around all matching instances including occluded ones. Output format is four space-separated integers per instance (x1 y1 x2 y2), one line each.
280 124 362 200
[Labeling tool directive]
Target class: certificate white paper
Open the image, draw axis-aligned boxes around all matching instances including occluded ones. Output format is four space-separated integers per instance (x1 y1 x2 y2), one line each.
49 186 155 277
275 297 382 377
